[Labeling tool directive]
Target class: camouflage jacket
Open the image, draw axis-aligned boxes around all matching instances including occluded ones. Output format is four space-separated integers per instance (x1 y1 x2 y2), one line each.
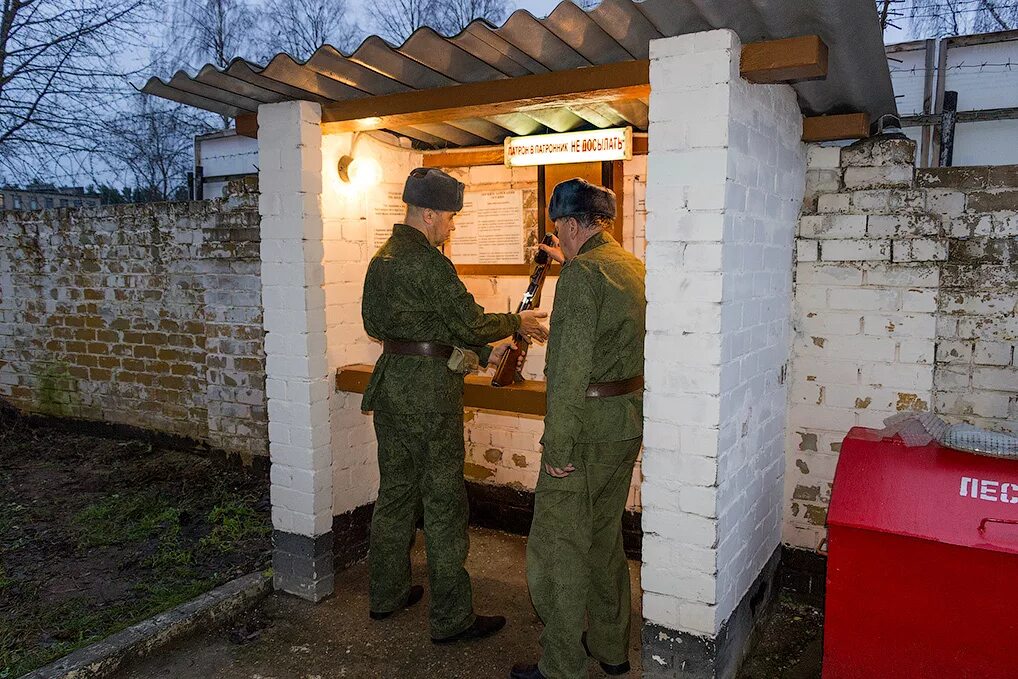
541 231 646 467
361 224 520 414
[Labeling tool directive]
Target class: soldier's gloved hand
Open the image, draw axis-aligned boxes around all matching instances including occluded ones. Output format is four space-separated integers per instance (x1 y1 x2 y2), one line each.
519 310 549 343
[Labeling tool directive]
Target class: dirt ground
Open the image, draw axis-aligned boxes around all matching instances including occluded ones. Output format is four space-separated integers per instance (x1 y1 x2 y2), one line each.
115 527 642 679
0 406 824 678
0 409 272 676
114 526 823 679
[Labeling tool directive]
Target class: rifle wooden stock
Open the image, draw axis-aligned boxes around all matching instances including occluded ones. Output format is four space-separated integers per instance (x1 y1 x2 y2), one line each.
491 234 554 387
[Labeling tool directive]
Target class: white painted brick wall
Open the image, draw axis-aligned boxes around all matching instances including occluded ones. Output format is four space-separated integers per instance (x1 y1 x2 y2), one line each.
644 29 805 637
259 101 334 538
786 151 1018 552
320 132 422 515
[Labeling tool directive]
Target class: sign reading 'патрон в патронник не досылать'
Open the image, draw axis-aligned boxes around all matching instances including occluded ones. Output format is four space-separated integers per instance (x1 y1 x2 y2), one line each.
504 127 632 167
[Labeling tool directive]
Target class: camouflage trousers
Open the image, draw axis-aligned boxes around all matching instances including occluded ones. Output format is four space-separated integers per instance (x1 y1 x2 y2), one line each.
527 437 642 679
369 410 476 639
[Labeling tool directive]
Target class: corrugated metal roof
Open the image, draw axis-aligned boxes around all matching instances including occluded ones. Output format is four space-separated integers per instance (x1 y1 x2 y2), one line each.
141 0 896 147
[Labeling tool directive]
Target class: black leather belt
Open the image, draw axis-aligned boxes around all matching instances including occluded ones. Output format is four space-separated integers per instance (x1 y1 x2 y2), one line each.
383 340 454 359
585 375 644 398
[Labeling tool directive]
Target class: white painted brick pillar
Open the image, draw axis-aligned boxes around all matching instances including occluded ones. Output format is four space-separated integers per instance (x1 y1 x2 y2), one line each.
258 100 335 601
642 29 805 678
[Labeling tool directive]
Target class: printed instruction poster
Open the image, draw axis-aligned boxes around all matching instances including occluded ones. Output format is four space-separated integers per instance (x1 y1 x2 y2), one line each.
369 186 406 250
448 190 525 265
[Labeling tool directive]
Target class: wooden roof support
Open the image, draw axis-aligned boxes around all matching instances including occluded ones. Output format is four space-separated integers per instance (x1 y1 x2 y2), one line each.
741 35 829 84
320 60 651 134
236 113 258 138
802 112 870 142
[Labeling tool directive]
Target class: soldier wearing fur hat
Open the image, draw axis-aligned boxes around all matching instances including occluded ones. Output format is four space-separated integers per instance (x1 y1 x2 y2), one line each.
362 167 549 643
511 178 646 679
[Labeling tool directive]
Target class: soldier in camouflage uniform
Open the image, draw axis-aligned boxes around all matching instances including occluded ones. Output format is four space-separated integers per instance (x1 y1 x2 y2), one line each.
511 179 646 679
361 167 549 643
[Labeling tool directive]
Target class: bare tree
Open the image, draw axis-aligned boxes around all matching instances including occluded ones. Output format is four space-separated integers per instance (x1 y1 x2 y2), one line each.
884 0 1018 36
168 0 255 126
373 0 439 43
259 0 361 60
433 0 513 34
0 0 154 184
99 92 213 202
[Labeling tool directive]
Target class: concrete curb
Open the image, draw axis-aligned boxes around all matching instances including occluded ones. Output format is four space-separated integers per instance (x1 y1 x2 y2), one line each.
20 571 272 679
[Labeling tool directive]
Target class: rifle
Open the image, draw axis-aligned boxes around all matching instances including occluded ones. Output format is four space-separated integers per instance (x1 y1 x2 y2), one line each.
491 234 555 387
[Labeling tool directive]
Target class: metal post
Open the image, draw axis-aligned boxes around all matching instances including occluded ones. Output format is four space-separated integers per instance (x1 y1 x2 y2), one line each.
195 165 204 201
920 39 936 168
939 90 959 168
931 36 950 167
186 171 195 201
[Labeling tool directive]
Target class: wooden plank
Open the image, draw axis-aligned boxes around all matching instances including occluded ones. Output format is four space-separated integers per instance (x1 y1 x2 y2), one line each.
236 113 258 138
740 35 828 84
885 40 932 54
945 28 1018 48
802 113 870 142
321 60 651 134
900 107 1018 127
336 364 547 416
423 146 507 168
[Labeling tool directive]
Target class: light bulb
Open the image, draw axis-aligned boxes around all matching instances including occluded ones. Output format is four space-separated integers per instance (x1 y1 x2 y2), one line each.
347 156 382 187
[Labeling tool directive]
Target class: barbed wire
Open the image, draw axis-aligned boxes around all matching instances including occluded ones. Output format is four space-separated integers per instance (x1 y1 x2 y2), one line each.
888 60 1018 73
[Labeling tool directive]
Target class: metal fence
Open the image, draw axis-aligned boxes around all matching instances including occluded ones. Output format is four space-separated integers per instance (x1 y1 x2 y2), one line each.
888 29 1018 167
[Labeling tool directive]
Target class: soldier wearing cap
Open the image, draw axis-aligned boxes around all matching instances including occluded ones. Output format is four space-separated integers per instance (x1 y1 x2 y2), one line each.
511 179 646 679
361 167 549 643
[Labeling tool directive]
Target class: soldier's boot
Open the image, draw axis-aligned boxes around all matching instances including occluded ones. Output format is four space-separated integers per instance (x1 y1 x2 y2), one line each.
432 614 506 644
508 663 546 679
369 585 424 620
582 632 631 675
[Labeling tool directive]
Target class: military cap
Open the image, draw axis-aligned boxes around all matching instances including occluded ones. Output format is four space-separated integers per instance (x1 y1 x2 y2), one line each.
548 178 616 221
402 167 465 212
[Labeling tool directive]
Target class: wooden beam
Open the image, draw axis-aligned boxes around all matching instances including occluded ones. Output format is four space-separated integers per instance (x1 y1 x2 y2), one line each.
802 113 870 142
741 35 829 84
423 146 506 168
236 113 258 139
336 364 547 416
321 60 651 134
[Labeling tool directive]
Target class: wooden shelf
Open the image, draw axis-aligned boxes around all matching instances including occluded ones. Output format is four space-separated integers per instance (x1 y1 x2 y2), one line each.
336 364 547 416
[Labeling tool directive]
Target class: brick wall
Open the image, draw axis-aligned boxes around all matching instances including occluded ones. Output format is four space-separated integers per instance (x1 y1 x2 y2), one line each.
784 137 1018 551
0 180 268 460
642 28 804 641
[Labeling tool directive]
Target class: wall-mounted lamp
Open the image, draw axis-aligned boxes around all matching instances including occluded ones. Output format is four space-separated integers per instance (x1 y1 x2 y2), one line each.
337 132 382 188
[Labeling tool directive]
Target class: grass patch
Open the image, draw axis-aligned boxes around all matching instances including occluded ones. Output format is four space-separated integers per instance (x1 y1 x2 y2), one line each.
0 578 218 677
199 500 270 554
73 493 180 549
0 417 270 677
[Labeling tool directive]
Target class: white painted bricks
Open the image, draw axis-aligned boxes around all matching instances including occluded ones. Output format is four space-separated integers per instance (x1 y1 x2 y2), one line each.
644 29 805 638
259 101 334 538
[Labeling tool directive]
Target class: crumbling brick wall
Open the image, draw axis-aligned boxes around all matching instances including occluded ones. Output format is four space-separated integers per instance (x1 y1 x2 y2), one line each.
0 179 268 460
784 136 1018 550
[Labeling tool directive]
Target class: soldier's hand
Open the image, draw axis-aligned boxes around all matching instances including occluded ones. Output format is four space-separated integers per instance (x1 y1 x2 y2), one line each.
487 340 515 367
545 463 576 478
519 310 549 343
539 235 565 264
